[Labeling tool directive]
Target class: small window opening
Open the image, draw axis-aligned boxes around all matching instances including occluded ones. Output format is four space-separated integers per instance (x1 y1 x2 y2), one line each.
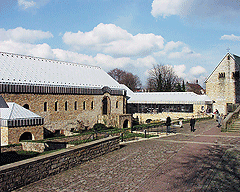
74 101 77 110
83 101 86 110
44 102 47 112
23 104 29 109
55 101 58 111
91 101 94 110
65 101 68 111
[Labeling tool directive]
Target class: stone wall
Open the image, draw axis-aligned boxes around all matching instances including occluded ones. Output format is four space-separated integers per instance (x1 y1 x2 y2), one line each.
1 125 43 146
206 54 238 115
0 136 120 192
1 92 126 131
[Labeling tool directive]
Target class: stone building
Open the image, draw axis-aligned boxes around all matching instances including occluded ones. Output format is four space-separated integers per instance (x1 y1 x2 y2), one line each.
0 52 131 144
205 53 240 115
186 80 205 95
1 102 44 145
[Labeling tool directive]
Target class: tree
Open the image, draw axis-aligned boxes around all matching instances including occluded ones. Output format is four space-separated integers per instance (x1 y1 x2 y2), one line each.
147 64 184 92
108 68 142 91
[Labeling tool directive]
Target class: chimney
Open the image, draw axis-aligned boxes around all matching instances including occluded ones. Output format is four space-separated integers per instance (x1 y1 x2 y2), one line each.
196 79 198 84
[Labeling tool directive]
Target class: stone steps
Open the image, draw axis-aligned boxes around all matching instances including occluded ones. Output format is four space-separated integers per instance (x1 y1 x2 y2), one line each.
229 120 240 132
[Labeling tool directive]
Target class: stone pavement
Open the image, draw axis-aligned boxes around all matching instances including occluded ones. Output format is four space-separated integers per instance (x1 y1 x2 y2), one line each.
13 119 240 192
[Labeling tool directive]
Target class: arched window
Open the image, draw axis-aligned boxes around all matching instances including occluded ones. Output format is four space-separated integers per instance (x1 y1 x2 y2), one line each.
55 101 58 111
91 101 94 110
23 104 29 109
102 97 110 115
74 101 77 110
116 101 119 108
83 101 86 110
65 101 68 111
44 102 48 112
19 132 33 141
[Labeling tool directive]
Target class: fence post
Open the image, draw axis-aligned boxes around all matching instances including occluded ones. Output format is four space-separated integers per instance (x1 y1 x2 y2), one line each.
144 130 147 138
121 133 124 142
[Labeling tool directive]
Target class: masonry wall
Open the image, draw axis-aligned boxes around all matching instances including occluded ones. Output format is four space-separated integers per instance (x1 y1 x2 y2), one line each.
1 92 125 131
206 54 237 115
0 136 120 192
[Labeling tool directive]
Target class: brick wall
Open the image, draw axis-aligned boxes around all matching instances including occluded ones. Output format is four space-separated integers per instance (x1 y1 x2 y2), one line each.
0 136 120 191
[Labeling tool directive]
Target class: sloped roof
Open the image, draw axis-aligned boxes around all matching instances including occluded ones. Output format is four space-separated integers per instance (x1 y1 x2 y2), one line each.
186 83 205 95
0 52 121 89
128 91 212 104
205 52 240 83
1 102 42 120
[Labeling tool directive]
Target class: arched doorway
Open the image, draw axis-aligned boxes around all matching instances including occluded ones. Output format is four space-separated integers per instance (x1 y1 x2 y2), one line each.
123 119 129 128
19 132 33 141
102 97 110 115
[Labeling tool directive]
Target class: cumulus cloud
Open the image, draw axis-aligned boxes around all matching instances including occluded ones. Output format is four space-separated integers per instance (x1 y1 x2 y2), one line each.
189 66 207 76
173 64 186 78
0 27 53 43
63 23 164 57
151 0 240 19
168 46 201 59
220 34 240 41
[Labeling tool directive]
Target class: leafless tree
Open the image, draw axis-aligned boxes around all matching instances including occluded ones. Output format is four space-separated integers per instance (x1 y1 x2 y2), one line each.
108 68 142 91
147 64 184 92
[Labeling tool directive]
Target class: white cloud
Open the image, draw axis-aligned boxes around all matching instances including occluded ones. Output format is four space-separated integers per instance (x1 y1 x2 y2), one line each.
220 34 240 41
173 64 186 78
151 0 240 19
18 0 50 10
0 27 53 43
63 23 164 57
189 66 207 76
151 0 188 18
168 46 201 59
18 0 36 10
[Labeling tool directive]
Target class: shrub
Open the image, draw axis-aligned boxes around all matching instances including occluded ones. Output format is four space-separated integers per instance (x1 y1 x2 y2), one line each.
93 123 106 132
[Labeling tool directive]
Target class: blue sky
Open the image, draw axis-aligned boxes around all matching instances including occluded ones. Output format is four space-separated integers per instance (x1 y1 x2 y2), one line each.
1 0 240 87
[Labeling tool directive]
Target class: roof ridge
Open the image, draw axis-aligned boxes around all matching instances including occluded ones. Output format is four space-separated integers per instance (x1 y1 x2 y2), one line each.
0 51 101 69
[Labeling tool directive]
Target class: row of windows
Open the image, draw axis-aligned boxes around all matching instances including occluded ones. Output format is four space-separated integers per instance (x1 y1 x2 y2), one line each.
23 100 120 112
44 101 94 112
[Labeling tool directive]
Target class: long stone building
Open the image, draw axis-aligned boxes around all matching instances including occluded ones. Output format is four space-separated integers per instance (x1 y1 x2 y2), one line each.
205 52 240 115
0 52 131 145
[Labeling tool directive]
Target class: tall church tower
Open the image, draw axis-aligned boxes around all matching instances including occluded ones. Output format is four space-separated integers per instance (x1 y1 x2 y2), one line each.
205 52 240 115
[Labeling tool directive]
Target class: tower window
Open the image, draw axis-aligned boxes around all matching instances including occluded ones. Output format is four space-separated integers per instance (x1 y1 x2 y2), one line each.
91 101 94 109
83 101 86 110
65 101 68 111
74 101 77 110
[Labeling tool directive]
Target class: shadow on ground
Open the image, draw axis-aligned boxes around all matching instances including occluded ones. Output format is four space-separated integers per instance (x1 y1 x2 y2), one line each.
171 145 240 191
0 151 39 166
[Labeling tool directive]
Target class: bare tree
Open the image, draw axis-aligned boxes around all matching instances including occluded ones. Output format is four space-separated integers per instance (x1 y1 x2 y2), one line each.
147 64 183 92
108 68 142 91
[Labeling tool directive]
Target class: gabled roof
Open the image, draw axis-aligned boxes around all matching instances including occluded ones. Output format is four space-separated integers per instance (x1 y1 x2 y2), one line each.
205 52 239 83
186 82 205 95
1 102 42 120
0 52 121 89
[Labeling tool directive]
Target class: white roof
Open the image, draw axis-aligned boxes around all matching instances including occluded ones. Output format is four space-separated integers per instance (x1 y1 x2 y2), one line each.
0 102 42 120
0 52 121 89
128 91 212 104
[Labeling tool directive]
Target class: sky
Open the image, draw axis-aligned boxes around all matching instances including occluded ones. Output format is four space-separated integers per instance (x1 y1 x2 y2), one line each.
0 0 240 87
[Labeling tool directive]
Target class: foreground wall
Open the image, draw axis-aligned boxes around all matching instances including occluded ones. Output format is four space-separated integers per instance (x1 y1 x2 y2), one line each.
0 136 120 192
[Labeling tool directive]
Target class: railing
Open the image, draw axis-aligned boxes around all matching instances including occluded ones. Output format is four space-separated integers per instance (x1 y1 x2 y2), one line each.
222 105 240 131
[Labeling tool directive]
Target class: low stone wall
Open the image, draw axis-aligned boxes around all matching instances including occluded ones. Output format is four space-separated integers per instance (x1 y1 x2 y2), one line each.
0 136 120 192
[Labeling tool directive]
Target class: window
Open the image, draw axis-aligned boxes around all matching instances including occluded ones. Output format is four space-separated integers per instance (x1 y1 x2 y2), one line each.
74 101 77 110
219 72 225 78
55 101 58 111
65 101 68 111
23 104 29 109
91 101 94 109
83 101 86 110
44 102 48 112
116 101 119 108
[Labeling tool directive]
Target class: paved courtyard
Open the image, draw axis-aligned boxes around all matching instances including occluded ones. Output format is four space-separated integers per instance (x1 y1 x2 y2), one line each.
14 119 240 192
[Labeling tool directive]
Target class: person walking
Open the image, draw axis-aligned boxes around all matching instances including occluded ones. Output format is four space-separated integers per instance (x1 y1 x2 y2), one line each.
166 116 171 134
217 114 223 127
190 116 196 132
